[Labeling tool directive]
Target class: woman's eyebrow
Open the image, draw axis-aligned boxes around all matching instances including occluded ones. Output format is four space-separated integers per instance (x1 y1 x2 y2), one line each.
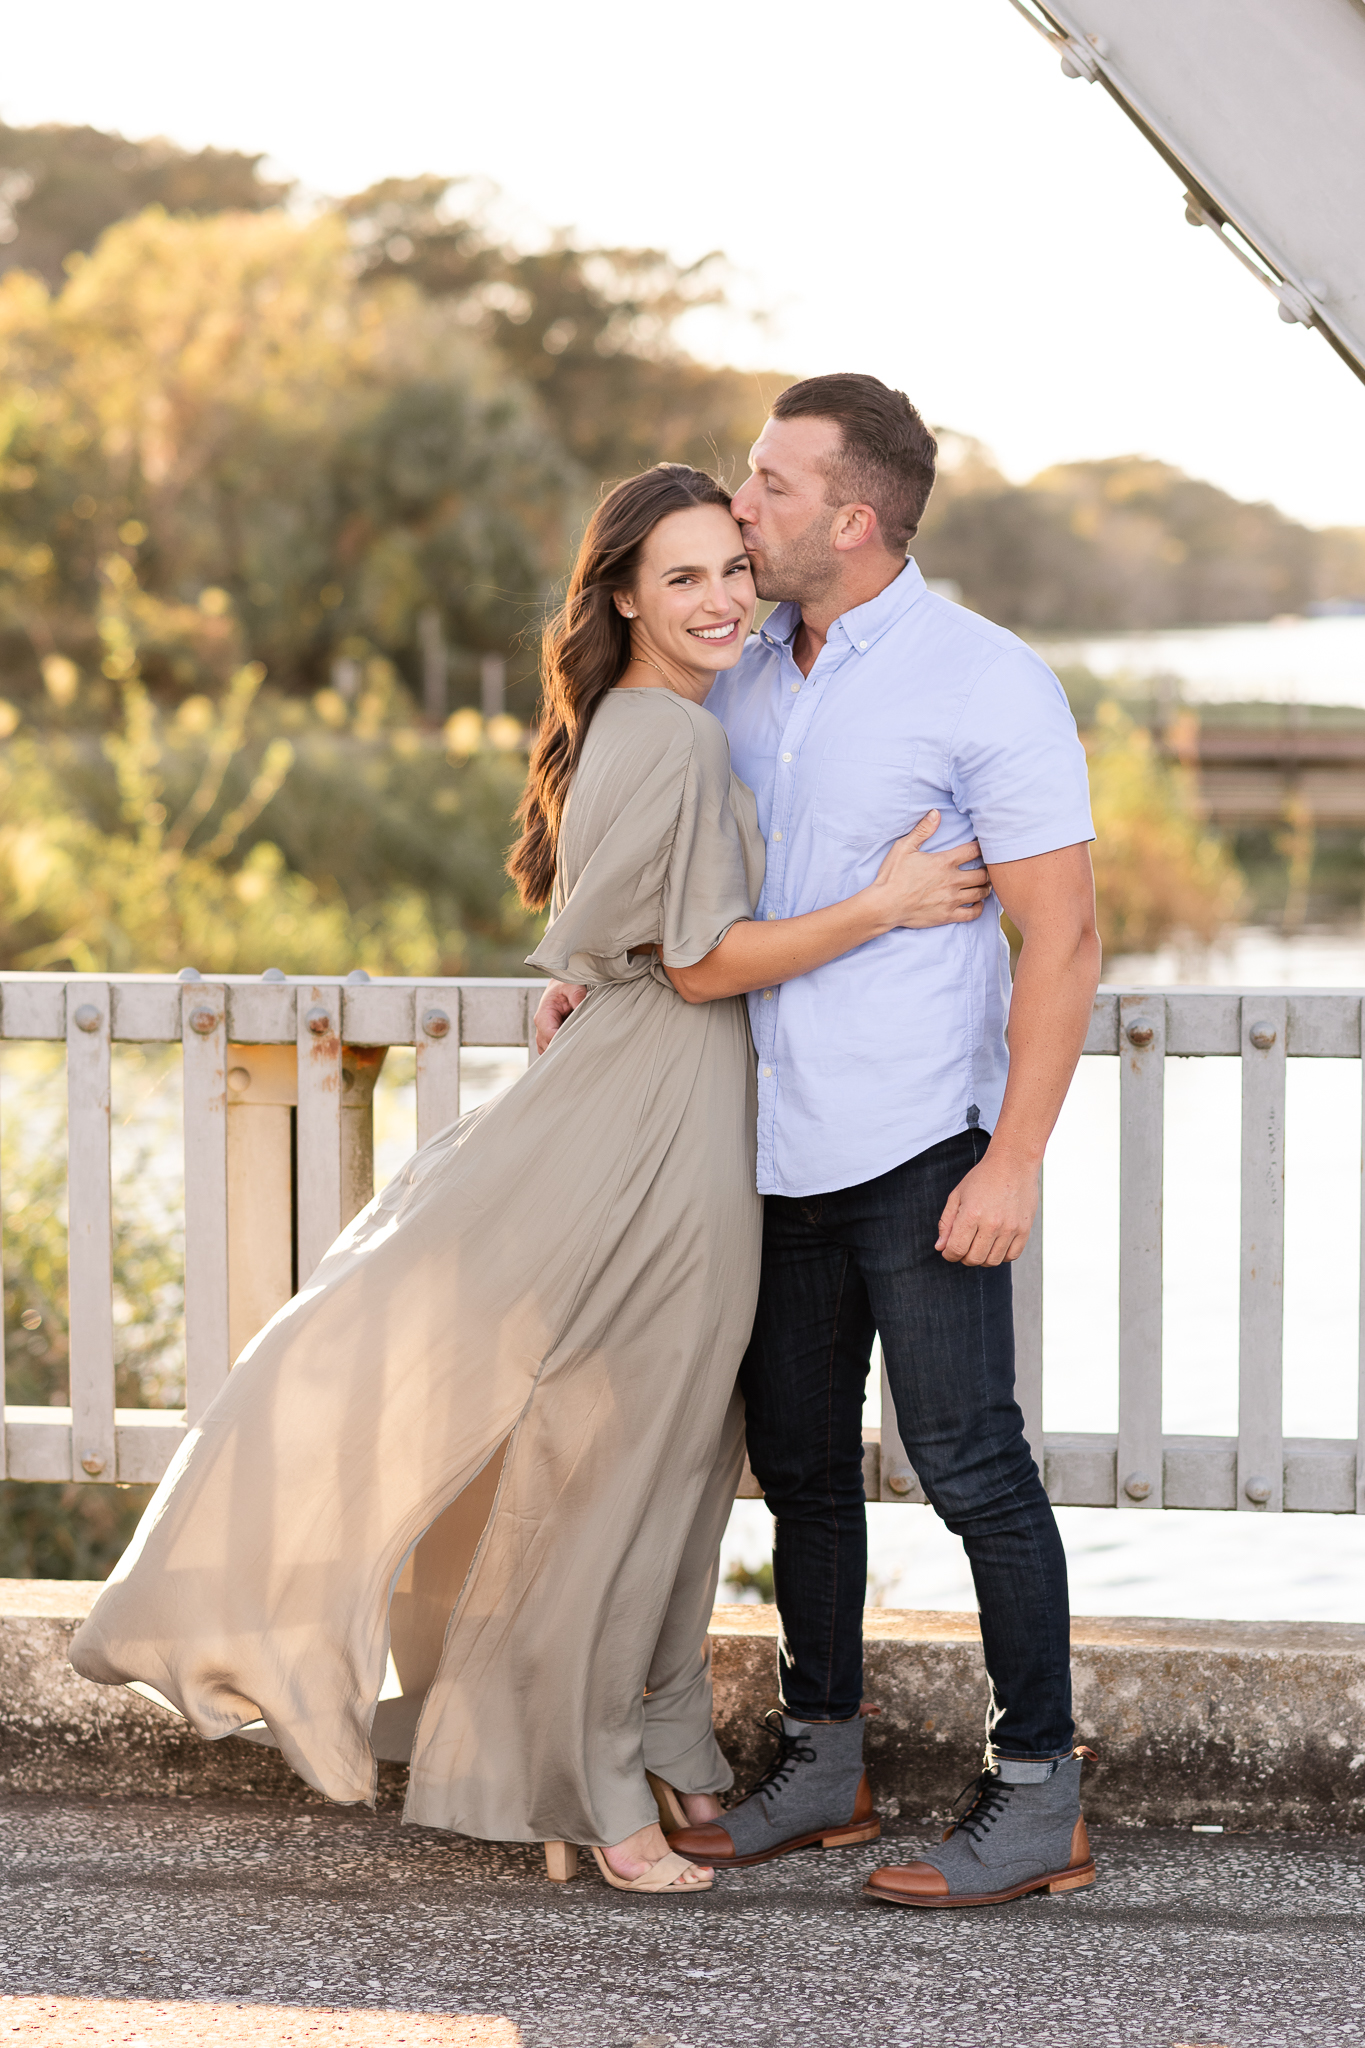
659 555 752 576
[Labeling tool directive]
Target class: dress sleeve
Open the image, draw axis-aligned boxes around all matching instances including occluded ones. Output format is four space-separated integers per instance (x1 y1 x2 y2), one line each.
526 701 754 986
658 712 756 969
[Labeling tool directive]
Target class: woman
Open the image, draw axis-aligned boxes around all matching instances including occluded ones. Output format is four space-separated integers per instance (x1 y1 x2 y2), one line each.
70 466 987 1895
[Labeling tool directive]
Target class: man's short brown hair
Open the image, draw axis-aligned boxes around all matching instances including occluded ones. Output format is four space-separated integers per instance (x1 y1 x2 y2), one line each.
771 373 937 552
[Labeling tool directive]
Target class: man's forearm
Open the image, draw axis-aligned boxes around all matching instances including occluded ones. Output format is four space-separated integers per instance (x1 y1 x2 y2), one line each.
990 923 1103 1164
936 841 1101 1265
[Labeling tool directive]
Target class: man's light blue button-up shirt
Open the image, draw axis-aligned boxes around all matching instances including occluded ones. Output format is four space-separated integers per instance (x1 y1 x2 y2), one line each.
705 559 1094 1198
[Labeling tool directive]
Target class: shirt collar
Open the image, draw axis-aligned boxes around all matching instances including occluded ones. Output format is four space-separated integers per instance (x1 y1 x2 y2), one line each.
756 559 926 657
758 601 801 650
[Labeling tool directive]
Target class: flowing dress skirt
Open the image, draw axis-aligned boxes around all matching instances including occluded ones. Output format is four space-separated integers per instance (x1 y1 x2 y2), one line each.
71 686 765 1847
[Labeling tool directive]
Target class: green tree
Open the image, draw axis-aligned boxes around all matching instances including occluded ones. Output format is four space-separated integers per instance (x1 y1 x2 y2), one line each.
0 207 574 715
343 176 780 484
0 119 288 288
916 450 1365 630
1084 701 1243 954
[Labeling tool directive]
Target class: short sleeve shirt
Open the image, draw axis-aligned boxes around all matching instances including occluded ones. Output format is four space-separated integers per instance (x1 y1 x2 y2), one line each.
704 559 1094 1197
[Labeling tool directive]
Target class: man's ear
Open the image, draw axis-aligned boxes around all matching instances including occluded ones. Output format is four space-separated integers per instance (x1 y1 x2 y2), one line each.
830 503 881 554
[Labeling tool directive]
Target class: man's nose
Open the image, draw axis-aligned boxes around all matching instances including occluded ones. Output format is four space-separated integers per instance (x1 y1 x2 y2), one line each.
730 477 758 522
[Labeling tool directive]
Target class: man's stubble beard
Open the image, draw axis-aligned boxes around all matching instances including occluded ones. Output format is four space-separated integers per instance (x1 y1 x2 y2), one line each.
743 508 841 609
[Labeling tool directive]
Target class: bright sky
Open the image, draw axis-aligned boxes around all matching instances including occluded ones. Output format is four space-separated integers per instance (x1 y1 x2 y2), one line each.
6 0 1364 530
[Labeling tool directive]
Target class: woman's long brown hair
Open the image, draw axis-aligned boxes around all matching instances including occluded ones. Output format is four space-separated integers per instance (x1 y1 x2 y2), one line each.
508 464 733 910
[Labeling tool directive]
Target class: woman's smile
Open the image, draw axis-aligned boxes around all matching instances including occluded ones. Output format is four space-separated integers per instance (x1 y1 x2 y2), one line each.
688 619 741 644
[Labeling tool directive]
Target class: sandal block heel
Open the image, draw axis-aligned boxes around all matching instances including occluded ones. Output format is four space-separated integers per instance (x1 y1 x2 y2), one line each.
544 1841 579 1882
645 1771 690 1832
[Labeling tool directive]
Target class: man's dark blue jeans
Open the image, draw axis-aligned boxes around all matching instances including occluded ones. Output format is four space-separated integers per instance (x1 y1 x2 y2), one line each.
739 1128 1074 1764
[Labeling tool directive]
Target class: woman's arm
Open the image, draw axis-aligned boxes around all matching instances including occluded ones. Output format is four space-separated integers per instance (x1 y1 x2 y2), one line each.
665 810 989 1004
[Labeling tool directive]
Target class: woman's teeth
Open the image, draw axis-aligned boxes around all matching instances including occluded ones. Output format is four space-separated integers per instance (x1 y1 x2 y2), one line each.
690 622 737 641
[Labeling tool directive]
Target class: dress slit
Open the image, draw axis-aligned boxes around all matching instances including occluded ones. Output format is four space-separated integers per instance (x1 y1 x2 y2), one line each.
371 1438 509 1764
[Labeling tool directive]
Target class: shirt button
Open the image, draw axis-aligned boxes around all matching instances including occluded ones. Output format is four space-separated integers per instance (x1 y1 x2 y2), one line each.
781 751 792 762
763 1066 773 1077
790 682 800 693
858 639 868 649
766 911 778 921
762 989 773 1001
772 829 783 841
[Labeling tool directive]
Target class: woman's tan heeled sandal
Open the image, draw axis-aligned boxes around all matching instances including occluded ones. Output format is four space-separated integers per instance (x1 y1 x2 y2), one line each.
645 1772 689 1832
544 1841 579 1881
589 1846 713 1893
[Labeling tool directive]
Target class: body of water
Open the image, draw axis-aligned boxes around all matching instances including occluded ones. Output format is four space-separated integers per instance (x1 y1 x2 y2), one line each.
1036 611 1365 708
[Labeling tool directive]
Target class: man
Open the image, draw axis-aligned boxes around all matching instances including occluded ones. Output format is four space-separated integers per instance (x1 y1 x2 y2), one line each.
538 374 1102 1908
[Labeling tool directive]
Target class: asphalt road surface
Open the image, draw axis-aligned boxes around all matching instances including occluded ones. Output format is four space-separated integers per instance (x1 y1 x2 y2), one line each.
1 1794 1361 2047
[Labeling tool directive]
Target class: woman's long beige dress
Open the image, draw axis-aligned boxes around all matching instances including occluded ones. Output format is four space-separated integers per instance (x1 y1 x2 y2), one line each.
70 687 764 1848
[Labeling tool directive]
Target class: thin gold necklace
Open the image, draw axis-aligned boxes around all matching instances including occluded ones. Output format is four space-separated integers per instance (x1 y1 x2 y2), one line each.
625 653 676 687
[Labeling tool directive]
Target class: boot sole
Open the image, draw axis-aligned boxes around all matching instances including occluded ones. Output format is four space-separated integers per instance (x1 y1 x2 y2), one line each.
674 1820 881 1869
863 1860 1097 1908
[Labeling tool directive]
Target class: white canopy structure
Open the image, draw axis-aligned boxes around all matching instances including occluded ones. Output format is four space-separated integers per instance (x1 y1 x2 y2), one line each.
1007 0 1365 384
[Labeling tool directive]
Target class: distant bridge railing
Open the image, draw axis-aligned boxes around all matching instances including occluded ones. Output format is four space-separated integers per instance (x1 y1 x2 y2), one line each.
0 974 1361 1514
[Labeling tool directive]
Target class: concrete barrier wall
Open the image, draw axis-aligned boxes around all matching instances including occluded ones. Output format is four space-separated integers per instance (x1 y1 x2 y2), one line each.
711 1607 1365 1831
4 1584 1364 1830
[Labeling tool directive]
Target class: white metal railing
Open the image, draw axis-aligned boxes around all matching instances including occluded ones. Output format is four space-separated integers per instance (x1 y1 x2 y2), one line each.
878 987 1365 1517
1 976 1361 1513
0 971 536 1487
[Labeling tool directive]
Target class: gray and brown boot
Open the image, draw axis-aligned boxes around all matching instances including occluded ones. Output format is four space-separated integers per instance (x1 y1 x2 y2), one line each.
863 1748 1097 1909
668 1708 879 1868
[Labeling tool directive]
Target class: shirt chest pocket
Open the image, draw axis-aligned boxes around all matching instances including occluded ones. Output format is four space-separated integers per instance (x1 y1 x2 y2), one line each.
812 750 930 858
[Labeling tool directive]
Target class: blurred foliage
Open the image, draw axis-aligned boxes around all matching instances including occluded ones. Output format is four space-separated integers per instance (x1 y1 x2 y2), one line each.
1083 700 1243 954
0 1481 152 1578
0 586 541 975
916 436 1365 631
0 206 574 717
0 120 288 288
722 1557 775 1603
343 175 775 483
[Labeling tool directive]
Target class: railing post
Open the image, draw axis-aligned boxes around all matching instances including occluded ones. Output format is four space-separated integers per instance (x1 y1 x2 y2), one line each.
181 983 230 1426
878 1353 925 1502
296 983 344 1284
1118 995 1165 1510
415 985 461 1147
1239 995 1287 1512
66 981 115 1484
225 1047 296 1368
1013 1182 1044 1477
340 1047 387 1228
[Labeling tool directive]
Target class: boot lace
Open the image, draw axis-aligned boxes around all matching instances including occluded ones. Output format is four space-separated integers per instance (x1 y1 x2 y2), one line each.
748 1707 816 1807
945 1769 1015 1844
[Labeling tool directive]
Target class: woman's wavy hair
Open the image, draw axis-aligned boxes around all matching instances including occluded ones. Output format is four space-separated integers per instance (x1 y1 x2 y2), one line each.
508 463 733 910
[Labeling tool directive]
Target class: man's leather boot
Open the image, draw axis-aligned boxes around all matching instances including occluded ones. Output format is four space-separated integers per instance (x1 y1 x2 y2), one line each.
863 1751 1096 1908
668 1708 879 1868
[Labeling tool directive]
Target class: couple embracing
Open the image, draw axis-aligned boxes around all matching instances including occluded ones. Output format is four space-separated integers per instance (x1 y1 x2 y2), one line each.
72 373 1103 1910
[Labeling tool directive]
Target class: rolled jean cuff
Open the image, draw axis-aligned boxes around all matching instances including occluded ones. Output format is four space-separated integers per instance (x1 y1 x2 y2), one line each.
989 1749 1075 1783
